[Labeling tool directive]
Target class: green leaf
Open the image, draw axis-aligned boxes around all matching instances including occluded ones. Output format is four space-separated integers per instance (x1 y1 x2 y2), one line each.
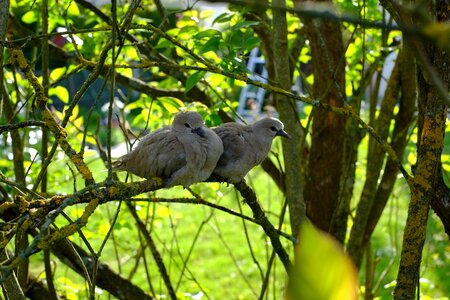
193 29 222 40
179 26 199 36
49 67 67 82
287 222 357 300
185 71 206 92
212 12 232 25
232 20 260 30
199 36 220 54
21 10 39 24
118 67 133 78
243 36 260 52
67 1 80 16
227 77 235 88
158 97 184 113
49 86 69 103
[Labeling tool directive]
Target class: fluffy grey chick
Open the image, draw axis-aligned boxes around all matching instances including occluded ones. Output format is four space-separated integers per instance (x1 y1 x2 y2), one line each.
113 111 223 187
212 117 290 183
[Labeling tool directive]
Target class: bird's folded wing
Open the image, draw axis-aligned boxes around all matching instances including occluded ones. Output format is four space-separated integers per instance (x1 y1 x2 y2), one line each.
121 130 186 179
214 126 247 167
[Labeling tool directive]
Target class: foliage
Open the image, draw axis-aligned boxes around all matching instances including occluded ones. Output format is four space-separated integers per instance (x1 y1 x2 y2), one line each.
288 222 357 300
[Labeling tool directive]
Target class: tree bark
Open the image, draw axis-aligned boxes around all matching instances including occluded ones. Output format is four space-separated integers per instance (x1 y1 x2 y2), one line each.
294 0 347 233
362 43 417 252
394 74 446 298
272 0 307 237
347 51 402 267
394 10 449 299
50 238 156 300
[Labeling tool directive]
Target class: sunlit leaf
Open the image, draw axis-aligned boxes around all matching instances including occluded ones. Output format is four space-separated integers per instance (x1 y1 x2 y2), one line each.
67 1 80 16
200 9 213 19
73 116 83 128
49 86 69 103
408 152 417 166
118 67 133 78
300 105 312 127
441 154 450 171
124 45 139 60
193 29 222 40
50 67 67 82
177 18 197 28
186 71 206 92
158 97 184 113
155 37 173 50
287 222 357 300
21 10 39 24
179 25 199 37
98 222 110 236
70 104 79 121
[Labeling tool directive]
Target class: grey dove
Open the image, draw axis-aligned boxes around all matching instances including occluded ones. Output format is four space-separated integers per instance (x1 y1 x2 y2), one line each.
212 117 290 183
113 111 223 187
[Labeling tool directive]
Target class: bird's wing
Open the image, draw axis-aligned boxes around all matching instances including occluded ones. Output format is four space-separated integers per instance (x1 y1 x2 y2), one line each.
213 124 247 168
118 129 186 179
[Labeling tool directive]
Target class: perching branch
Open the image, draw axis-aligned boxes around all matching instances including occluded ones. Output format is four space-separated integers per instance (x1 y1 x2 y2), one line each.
0 174 295 283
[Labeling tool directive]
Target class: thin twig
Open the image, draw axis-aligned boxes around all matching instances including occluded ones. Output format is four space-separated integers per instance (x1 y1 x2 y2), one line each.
0 121 47 134
233 180 292 272
126 201 177 300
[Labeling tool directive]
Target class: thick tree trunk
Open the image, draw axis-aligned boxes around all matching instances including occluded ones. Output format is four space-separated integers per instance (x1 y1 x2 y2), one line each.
294 0 347 233
392 0 449 297
394 70 447 298
394 20 448 300
272 0 307 237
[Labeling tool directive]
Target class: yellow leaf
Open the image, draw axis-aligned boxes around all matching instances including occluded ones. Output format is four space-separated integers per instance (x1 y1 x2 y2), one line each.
118 67 133 78
287 222 358 300
49 86 69 103
67 1 80 16
50 67 67 82
156 205 170 218
70 104 79 121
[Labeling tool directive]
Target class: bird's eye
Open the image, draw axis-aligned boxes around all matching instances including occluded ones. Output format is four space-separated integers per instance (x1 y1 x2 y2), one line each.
184 123 190 128
270 126 277 131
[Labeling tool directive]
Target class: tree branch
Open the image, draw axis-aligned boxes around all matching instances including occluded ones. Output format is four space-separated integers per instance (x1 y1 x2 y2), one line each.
233 179 292 272
49 237 155 299
126 202 177 300
0 120 47 134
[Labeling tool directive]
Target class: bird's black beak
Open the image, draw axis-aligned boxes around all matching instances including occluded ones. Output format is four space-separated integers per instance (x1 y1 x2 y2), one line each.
192 126 206 138
276 129 291 139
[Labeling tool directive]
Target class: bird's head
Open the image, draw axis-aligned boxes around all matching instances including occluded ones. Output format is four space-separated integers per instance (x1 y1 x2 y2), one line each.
172 111 206 137
252 117 291 141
